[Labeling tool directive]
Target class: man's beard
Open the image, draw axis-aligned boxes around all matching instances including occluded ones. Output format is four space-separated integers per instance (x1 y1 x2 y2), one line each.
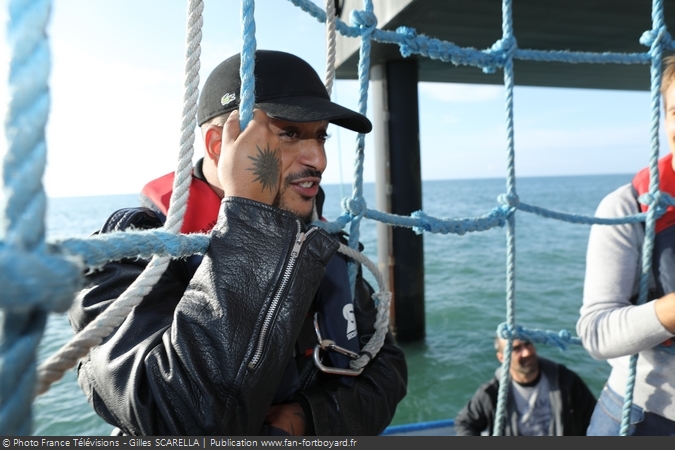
273 169 322 224
274 193 316 224
514 358 538 377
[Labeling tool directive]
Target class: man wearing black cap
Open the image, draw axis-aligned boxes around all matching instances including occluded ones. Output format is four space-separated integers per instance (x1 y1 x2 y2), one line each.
69 50 407 436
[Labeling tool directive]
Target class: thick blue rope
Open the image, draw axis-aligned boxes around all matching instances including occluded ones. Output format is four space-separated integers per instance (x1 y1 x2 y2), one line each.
239 0 256 129
0 0 670 435
0 0 56 435
493 0 518 435
345 0 375 294
617 0 667 436
288 0 666 71
0 230 209 314
497 323 581 351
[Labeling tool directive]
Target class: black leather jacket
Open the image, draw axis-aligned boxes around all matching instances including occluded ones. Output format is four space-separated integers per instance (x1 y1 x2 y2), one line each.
70 197 407 436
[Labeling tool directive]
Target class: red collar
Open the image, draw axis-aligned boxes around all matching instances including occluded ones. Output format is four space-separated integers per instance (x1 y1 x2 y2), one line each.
633 153 675 233
141 172 221 234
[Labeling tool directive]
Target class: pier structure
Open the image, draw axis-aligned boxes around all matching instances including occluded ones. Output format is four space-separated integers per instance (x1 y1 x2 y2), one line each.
334 0 675 341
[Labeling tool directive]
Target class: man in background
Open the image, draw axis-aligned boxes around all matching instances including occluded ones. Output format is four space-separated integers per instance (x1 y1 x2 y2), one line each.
455 336 595 435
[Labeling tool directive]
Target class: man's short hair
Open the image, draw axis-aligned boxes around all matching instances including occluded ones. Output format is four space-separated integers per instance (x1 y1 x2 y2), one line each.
200 112 231 136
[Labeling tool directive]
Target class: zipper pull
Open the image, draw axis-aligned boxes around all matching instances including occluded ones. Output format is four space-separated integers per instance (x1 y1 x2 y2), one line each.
291 231 307 258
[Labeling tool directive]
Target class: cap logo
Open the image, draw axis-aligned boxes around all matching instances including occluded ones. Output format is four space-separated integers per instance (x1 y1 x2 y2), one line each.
220 92 236 106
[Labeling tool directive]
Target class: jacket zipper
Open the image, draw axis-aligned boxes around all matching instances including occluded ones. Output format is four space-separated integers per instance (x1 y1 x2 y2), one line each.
248 223 319 370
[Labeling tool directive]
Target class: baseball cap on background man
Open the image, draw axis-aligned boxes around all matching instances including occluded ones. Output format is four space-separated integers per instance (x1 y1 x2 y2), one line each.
197 50 372 134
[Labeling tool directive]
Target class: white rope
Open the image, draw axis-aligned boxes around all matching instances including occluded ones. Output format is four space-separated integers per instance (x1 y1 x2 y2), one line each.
324 0 337 96
336 243 391 370
35 0 204 396
165 0 204 233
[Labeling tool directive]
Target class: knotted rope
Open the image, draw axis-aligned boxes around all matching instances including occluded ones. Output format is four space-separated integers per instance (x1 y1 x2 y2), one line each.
619 0 667 436
1 0 672 436
285 0 670 436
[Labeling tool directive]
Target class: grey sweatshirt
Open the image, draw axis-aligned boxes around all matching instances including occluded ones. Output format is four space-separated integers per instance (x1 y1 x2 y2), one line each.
577 183 675 419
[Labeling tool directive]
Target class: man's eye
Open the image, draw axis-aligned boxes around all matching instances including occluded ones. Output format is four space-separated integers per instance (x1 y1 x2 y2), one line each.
280 131 299 139
317 133 331 142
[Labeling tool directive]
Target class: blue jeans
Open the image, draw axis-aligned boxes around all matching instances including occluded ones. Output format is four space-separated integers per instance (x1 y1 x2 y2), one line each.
587 385 675 436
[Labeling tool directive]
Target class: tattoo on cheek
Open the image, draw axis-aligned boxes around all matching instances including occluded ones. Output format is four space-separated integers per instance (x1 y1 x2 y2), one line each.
247 143 280 193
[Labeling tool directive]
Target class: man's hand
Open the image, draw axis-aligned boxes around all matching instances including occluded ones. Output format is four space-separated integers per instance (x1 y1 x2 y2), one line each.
218 109 281 205
265 402 307 436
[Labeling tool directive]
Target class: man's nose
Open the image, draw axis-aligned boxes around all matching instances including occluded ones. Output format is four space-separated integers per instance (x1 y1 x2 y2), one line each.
298 139 327 172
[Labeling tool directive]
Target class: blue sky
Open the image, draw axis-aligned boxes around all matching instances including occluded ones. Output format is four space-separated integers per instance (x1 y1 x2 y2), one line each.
1 0 666 197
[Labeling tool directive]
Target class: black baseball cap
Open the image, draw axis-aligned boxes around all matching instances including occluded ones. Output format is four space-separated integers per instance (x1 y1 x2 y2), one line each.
197 50 372 133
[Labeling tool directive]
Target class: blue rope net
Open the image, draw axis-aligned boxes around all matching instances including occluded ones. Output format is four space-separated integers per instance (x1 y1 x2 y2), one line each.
0 0 670 436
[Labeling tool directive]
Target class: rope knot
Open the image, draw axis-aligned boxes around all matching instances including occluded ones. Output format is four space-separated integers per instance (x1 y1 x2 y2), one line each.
411 210 430 235
638 191 667 219
637 191 655 207
484 36 518 74
350 9 377 36
643 190 670 219
395 26 420 58
491 205 512 227
497 323 513 340
640 26 672 50
558 329 571 341
342 196 367 218
498 193 520 208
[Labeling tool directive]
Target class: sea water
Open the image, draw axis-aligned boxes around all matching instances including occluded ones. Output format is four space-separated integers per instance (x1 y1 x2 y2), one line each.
33 174 631 435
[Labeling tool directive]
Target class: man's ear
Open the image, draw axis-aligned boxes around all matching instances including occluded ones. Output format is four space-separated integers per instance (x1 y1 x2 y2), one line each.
204 125 223 166
496 351 504 363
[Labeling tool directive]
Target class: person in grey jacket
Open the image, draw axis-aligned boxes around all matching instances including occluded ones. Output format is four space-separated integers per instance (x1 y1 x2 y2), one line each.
455 337 595 436
69 50 407 436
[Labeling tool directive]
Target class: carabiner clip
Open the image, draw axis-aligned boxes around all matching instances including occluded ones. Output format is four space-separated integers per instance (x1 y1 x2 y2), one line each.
312 313 364 376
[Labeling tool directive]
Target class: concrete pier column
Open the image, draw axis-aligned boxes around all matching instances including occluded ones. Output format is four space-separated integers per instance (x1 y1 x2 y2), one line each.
371 60 425 342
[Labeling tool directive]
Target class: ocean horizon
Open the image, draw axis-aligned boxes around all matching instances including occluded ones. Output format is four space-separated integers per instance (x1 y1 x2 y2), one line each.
45 172 636 200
